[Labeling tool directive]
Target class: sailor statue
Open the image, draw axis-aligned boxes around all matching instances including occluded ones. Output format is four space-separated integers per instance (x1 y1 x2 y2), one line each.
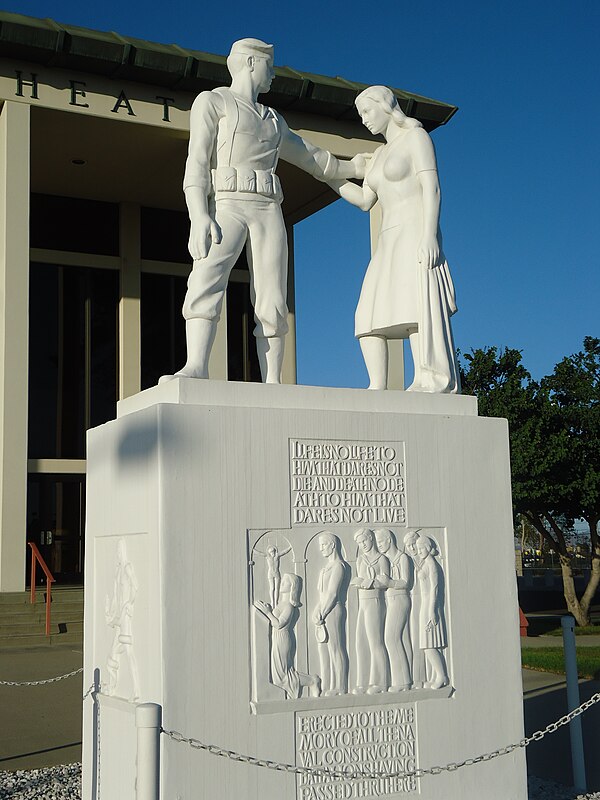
161 38 365 384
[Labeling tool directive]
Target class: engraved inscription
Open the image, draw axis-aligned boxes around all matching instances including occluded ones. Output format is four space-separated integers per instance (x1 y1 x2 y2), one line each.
290 440 406 526
296 706 417 798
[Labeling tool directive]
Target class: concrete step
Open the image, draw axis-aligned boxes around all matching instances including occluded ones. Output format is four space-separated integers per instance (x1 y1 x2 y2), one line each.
0 618 83 635
0 588 84 605
0 588 84 648
0 608 83 622
0 629 83 648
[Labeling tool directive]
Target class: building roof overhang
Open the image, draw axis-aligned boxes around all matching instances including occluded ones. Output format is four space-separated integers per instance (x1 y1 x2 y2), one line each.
0 11 458 131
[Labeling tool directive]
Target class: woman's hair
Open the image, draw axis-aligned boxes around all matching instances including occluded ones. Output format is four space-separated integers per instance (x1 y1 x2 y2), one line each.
417 534 438 556
286 573 303 607
355 85 422 130
403 528 421 547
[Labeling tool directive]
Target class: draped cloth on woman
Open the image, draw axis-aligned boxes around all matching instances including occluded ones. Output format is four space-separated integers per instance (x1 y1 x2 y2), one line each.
417 257 460 394
270 605 301 699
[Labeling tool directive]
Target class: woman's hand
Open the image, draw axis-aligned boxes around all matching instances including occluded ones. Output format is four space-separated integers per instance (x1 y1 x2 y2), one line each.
350 152 372 180
417 235 440 269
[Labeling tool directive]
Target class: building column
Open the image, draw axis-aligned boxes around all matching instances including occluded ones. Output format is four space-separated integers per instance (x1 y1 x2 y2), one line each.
119 203 141 399
369 205 404 390
282 224 297 385
0 101 30 591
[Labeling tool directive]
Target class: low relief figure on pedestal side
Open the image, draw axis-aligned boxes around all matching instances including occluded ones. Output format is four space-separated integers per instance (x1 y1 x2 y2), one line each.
328 86 460 393
103 539 140 701
374 529 413 691
253 540 291 608
415 534 449 689
160 38 366 385
254 573 321 699
404 530 427 687
312 532 350 696
351 528 389 695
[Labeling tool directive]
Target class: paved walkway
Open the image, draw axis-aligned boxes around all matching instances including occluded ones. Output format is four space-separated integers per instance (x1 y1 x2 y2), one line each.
523 667 600 790
0 645 83 771
522 634 600 648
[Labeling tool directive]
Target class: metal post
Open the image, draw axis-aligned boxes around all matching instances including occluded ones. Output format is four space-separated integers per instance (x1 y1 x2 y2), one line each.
135 702 162 800
561 616 586 791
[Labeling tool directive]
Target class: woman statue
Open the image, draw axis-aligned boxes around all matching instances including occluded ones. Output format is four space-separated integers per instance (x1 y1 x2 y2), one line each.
415 534 449 689
254 573 321 699
329 86 459 393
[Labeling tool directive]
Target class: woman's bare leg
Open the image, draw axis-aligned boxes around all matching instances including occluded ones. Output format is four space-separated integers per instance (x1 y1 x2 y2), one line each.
359 335 388 390
406 331 422 391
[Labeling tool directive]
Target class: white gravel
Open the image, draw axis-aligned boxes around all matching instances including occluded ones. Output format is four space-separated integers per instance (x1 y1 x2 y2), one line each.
1 765 599 799
528 776 600 800
0 764 81 799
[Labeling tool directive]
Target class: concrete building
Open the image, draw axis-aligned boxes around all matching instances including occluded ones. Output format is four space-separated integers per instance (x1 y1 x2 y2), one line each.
0 11 457 592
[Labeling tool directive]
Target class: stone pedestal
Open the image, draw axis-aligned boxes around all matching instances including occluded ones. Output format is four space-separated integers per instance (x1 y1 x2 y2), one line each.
82 379 527 800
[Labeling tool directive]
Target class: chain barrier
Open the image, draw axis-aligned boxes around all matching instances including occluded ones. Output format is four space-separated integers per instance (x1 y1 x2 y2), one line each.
0 666 84 687
2 663 599 783
83 682 96 701
162 691 600 782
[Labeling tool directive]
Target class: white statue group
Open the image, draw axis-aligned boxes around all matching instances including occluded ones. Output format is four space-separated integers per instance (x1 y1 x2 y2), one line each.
161 38 459 393
253 529 449 701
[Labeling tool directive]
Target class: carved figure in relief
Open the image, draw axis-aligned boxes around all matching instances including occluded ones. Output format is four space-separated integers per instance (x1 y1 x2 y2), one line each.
350 528 390 694
328 85 459 393
162 38 365 385
404 530 427 688
415 534 449 689
312 532 350 696
374 529 413 691
254 573 321 699
253 540 291 608
104 539 140 701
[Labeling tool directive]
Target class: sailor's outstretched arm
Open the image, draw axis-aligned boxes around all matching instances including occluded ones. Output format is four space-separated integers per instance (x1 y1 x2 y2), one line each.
278 116 362 181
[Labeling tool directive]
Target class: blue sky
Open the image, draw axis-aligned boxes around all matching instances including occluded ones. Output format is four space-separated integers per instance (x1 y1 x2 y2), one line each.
11 0 600 388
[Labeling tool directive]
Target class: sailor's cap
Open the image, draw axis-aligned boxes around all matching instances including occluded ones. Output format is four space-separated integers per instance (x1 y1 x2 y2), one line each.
229 38 274 60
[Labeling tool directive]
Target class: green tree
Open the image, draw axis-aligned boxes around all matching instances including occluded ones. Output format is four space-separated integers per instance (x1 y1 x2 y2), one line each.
461 338 600 626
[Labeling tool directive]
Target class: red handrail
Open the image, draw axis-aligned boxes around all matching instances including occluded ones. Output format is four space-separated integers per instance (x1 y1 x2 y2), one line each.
27 542 55 636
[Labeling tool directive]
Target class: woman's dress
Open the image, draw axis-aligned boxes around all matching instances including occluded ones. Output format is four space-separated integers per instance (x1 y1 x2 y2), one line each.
270 602 301 698
416 556 447 650
354 127 459 393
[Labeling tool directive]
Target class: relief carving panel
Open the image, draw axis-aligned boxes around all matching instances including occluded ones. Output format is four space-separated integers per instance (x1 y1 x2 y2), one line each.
249 439 451 714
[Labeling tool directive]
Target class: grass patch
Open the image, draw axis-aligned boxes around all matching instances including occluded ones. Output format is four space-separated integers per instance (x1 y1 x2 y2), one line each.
521 647 600 680
545 625 600 637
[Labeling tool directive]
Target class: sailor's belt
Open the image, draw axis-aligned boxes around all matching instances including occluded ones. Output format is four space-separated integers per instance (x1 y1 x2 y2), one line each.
212 166 282 198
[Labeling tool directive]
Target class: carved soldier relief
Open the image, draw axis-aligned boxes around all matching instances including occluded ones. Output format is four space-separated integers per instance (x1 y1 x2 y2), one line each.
103 538 140 701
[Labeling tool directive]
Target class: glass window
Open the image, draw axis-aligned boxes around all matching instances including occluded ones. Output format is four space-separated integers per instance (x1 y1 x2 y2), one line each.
141 206 191 264
27 474 85 585
141 273 188 389
226 281 261 382
30 194 119 255
28 263 119 459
